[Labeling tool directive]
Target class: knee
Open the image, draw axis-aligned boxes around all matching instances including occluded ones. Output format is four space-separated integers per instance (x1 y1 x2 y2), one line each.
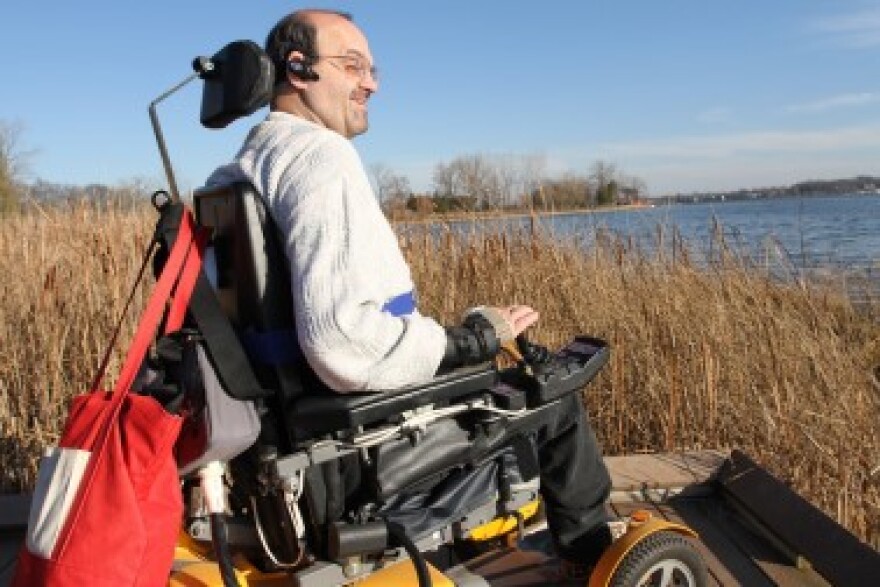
543 392 588 436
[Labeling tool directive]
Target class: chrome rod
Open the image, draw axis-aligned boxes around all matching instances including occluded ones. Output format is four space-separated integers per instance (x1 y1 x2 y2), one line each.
148 71 201 202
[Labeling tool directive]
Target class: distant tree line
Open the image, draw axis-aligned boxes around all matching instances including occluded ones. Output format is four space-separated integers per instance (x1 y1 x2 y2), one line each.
657 175 880 205
3 119 649 220
790 176 880 195
27 179 153 204
6 117 879 221
0 121 154 215
372 154 648 219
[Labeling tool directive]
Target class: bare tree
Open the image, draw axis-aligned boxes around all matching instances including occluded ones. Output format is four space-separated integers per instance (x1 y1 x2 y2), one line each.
535 173 591 210
432 161 455 198
590 160 618 207
520 153 547 208
493 155 518 208
370 163 393 203
0 120 33 215
385 173 411 206
590 160 617 190
458 155 499 209
370 163 412 208
433 154 503 209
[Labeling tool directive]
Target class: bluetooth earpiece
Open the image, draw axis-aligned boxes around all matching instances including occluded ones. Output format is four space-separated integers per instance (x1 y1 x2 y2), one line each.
287 59 319 81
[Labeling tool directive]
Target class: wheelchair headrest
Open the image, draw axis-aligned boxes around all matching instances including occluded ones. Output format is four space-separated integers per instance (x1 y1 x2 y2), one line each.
196 40 274 129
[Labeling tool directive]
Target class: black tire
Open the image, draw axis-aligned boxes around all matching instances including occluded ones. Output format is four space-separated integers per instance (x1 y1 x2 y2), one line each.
609 531 708 587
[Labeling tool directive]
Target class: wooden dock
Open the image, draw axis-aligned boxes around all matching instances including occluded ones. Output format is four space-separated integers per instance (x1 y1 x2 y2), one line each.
605 449 880 586
0 494 29 587
3 450 878 585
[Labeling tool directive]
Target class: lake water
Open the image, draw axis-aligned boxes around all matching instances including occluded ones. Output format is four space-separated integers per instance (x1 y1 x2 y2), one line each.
433 193 880 300
549 193 879 270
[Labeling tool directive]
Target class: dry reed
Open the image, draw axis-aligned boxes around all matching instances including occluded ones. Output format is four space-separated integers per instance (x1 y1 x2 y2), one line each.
0 203 877 548
0 198 153 490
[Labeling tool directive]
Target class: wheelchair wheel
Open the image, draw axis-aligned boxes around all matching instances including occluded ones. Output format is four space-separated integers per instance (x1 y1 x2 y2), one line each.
609 530 707 587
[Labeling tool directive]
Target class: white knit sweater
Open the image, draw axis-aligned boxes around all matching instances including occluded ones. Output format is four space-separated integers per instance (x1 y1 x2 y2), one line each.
206 112 447 392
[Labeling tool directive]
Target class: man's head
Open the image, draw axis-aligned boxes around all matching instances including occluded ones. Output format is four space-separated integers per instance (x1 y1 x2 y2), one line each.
266 10 378 139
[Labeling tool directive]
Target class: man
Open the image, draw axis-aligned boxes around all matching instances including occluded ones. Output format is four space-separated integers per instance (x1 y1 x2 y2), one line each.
208 8 614 574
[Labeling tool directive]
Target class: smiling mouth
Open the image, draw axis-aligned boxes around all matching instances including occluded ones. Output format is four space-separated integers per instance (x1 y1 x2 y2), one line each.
351 90 371 106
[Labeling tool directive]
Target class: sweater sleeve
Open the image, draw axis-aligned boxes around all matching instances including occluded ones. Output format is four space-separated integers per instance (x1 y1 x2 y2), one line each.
263 132 447 392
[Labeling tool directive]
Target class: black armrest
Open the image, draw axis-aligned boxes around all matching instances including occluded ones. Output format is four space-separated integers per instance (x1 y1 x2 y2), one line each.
291 364 497 434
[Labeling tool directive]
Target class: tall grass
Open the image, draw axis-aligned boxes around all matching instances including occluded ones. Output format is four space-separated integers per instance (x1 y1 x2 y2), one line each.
1 203 877 547
404 219 879 547
0 199 153 490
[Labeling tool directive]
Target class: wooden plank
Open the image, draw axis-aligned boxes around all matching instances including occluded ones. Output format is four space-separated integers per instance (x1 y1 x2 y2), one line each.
718 450 880 586
667 498 831 587
1 531 24 587
0 495 29 530
455 545 561 586
662 497 776 587
605 450 728 494
683 499 828 587
0 494 31 587
609 499 664 520
0 495 27 587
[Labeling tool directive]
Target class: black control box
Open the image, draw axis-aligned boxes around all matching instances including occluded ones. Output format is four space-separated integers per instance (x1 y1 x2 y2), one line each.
503 336 609 407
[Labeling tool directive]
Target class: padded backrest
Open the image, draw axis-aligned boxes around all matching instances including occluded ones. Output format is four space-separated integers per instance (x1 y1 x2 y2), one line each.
194 182 319 447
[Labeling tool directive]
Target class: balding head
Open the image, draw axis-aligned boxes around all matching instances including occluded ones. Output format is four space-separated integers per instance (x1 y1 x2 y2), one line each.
265 9 353 87
265 9 378 138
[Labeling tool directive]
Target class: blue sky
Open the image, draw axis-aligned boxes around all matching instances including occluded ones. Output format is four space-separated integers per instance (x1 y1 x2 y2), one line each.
2 0 880 196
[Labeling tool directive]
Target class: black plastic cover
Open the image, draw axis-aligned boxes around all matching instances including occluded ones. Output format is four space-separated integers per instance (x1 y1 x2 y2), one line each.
328 520 388 559
379 459 500 541
199 40 274 129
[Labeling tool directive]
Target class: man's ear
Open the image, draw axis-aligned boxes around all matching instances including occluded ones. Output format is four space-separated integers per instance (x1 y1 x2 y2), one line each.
285 50 318 87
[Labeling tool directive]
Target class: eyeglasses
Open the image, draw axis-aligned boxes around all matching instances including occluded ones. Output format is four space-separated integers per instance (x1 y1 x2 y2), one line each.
317 54 379 83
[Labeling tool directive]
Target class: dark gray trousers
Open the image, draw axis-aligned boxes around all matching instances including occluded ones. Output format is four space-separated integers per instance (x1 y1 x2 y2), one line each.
527 392 613 564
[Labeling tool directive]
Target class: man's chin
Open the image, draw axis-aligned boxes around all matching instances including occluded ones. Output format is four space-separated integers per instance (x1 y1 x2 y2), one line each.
349 118 369 137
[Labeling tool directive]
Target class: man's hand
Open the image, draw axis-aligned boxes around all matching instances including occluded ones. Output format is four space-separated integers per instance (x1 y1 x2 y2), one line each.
491 305 539 339
439 305 540 371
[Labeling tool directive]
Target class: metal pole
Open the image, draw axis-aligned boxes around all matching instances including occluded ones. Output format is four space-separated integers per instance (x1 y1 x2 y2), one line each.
148 71 200 203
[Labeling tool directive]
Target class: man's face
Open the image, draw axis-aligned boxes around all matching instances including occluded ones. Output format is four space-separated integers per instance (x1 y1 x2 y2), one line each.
300 16 378 138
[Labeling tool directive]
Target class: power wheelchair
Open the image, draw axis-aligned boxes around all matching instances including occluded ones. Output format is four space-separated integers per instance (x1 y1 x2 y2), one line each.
146 40 707 587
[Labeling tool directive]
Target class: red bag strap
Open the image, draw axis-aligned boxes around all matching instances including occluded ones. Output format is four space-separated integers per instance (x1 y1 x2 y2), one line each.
163 226 208 335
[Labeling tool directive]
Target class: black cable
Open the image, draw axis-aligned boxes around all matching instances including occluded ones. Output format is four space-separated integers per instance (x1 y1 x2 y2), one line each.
88 238 158 391
209 513 242 587
386 521 432 587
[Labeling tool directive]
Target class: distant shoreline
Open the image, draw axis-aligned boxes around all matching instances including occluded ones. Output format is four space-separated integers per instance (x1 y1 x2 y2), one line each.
390 191 880 225
392 202 653 225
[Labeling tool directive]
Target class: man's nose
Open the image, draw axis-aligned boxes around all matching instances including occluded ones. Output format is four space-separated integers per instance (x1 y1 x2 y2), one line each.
361 72 378 93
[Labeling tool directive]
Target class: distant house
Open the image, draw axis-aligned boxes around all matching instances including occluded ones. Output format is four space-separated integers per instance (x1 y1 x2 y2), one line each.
617 187 641 205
